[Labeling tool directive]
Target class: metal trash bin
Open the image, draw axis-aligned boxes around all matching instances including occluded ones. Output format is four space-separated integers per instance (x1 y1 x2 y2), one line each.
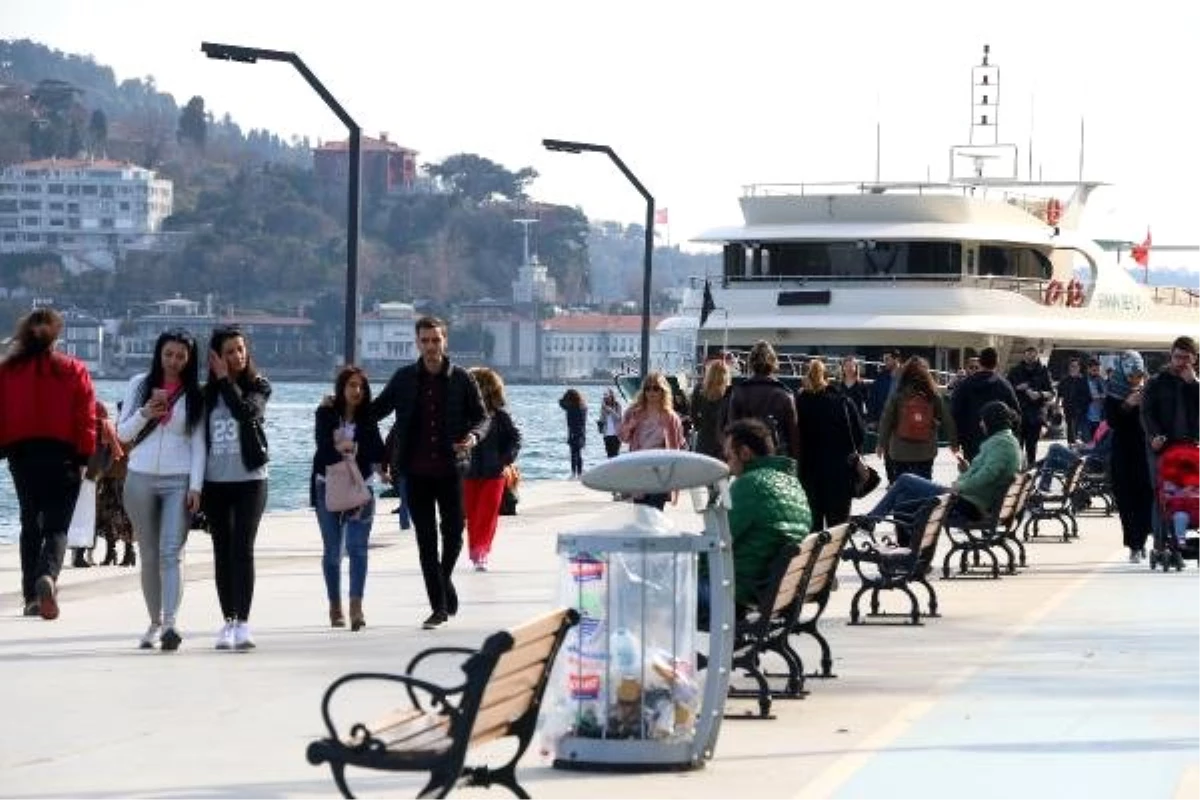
544 450 736 771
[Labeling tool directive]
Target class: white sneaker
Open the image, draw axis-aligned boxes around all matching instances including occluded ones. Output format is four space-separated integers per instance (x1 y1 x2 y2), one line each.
215 620 236 651
139 624 162 650
234 621 256 651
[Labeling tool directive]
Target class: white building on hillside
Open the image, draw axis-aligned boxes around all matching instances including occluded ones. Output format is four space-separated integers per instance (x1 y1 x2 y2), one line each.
359 301 418 371
511 256 556 305
0 157 174 270
540 314 695 379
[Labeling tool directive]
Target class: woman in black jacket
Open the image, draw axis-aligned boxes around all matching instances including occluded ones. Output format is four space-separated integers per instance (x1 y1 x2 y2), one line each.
1104 350 1154 562
311 365 386 631
464 368 522 570
559 388 587 479
202 326 271 651
795 359 865 531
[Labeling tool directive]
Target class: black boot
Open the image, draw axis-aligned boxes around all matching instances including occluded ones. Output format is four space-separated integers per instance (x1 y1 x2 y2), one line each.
120 542 137 567
72 548 92 569
101 538 117 566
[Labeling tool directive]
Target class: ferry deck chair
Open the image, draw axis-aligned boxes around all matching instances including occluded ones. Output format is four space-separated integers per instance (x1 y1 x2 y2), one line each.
941 470 1033 578
306 608 579 799
841 494 951 625
726 530 830 719
1023 459 1087 543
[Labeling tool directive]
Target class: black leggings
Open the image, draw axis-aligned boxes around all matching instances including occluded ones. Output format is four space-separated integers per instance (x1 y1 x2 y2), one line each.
406 473 465 615
8 441 80 602
203 480 268 621
569 445 584 476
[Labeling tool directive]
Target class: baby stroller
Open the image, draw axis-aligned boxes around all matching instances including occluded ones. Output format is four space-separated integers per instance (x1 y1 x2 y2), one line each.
1148 442 1199 572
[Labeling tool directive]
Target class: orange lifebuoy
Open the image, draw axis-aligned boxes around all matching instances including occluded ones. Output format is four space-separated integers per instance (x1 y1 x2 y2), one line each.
1065 278 1084 307
1045 198 1063 226
1044 279 1064 306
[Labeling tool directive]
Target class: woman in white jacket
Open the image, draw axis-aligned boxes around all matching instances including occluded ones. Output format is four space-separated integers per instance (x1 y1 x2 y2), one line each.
116 329 206 652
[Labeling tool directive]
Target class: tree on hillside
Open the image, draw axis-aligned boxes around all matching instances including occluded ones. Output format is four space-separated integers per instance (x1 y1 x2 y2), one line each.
177 96 206 149
425 154 537 204
88 108 108 153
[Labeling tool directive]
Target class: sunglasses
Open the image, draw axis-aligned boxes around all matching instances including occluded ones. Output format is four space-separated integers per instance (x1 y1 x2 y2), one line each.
644 385 664 392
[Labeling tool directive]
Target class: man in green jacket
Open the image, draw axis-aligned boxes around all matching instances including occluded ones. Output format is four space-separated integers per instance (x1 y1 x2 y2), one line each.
699 418 812 623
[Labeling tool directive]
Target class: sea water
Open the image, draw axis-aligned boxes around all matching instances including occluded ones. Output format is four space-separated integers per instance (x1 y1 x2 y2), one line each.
0 380 618 545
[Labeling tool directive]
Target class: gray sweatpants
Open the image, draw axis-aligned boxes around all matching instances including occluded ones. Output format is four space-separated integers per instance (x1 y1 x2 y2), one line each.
124 472 190 628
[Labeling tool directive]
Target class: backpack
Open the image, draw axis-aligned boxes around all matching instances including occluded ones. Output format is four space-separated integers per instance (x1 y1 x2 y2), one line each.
896 393 935 442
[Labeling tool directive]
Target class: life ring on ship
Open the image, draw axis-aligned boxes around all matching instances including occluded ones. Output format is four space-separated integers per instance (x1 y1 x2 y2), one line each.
1045 198 1063 226
1065 278 1085 307
1044 279 1064 306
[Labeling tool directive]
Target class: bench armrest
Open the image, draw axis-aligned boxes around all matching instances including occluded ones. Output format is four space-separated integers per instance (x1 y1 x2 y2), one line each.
318 671 467 745
406 646 478 675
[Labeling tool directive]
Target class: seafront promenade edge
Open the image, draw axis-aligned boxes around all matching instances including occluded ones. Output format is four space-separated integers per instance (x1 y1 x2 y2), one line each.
1 453 1197 799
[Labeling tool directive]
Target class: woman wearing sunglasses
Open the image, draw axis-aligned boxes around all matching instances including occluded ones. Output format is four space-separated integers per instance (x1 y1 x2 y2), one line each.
618 371 686 510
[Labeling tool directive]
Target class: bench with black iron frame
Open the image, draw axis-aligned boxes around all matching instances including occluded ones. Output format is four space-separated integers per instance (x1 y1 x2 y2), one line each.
1023 458 1086 543
725 530 830 719
941 471 1033 578
306 607 579 799
842 494 951 625
789 522 852 679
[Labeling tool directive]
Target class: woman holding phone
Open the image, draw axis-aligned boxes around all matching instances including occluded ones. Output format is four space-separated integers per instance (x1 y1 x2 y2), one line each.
116 329 205 652
202 326 271 651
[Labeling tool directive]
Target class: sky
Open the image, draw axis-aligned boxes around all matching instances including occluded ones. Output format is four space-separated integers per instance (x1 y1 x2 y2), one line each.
5 0 1198 262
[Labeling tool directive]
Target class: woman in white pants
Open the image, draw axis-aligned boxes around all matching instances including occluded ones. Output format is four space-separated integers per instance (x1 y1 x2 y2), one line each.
117 329 206 652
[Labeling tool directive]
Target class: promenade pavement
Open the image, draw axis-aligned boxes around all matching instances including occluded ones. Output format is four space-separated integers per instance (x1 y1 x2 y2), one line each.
0 451 1196 799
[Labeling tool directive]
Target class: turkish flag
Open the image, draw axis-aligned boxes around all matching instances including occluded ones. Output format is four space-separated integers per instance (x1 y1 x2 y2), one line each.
1131 229 1151 268
654 207 668 225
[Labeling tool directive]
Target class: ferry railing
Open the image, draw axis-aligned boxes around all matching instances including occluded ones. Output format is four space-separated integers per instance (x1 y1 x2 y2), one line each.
1149 286 1200 307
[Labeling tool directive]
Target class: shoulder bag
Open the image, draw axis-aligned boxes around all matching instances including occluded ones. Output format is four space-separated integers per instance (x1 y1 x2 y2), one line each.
844 402 881 499
325 455 372 512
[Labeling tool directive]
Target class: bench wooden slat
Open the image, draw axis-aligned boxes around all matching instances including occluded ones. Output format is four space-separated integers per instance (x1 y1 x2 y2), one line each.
353 708 451 752
772 535 821 611
469 689 537 741
491 634 557 682
477 660 546 713
507 610 570 648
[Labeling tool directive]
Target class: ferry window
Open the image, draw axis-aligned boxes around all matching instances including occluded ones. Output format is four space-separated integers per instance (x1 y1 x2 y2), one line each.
723 243 747 280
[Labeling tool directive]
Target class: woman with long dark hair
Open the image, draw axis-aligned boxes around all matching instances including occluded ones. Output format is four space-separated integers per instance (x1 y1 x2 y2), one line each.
0 308 96 620
559 388 587 479
312 365 386 631
876 356 957 481
464 367 522 571
116 329 206 651
202 326 271 651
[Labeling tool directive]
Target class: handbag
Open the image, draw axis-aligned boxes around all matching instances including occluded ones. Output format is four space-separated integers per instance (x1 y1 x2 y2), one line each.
67 478 98 549
325 456 372 512
844 402 881 499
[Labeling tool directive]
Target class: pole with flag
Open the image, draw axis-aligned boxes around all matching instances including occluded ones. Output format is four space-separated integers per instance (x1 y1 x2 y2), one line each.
1131 228 1152 284
699 278 716 327
654 207 669 248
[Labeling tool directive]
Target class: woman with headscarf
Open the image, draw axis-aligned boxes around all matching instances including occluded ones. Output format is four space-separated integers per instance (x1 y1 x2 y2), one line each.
1104 350 1154 562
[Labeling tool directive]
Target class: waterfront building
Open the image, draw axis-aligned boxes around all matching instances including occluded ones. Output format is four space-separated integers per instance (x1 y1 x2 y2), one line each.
540 314 692 379
358 300 419 373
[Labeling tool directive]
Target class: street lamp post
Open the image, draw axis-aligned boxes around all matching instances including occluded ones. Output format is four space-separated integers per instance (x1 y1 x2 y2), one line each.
542 139 654 383
201 41 361 365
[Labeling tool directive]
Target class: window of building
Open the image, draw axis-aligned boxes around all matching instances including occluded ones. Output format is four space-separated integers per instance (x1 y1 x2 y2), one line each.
21 184 40 193
100 218 114 229
22 216 38 226
49 218 65 227
2 233 15 242
24 233 40 242
82 185 97 195
47 184 64 194
100 186 114 198
119 202 130 212
20 200 40 210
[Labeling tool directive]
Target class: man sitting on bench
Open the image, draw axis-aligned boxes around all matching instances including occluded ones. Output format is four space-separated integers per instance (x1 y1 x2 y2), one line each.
698 418 812 625
860 401 1021 535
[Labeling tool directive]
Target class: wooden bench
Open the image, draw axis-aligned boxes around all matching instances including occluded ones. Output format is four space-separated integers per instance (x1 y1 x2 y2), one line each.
306 608 579 798
788 522 851 678
941 470 1033 578
842 493 951 625
1022 458 1087 542
726 530 830 719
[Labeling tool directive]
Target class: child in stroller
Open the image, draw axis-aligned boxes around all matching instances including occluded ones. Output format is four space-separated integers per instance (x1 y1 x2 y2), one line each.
1149 441 1199 571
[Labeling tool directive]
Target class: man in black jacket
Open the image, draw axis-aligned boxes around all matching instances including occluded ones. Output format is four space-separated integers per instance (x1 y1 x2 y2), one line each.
372 316 491 629
1006 346 1056 469
950 347 1020 461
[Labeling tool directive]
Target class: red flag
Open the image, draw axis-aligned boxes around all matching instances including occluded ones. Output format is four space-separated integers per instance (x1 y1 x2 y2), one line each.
1131 229 1151 269
654 207 668 225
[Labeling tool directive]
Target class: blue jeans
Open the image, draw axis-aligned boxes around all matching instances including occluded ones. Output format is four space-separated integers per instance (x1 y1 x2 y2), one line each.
393 475 412 530
123 471 190 628
1037 443 1081 491
869 473 948 519
315 484 375 601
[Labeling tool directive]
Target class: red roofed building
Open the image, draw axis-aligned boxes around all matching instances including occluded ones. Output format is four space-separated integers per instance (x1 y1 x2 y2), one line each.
312 133 418 197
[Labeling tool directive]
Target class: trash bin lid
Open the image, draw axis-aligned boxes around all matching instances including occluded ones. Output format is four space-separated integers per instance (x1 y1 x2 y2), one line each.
581 450 728 494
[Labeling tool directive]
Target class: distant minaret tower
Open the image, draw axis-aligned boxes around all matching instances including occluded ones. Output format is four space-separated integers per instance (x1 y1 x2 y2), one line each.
970 44 1000 146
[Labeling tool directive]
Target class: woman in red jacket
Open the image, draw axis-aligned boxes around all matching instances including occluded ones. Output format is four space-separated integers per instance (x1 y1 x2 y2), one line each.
0 308 96 620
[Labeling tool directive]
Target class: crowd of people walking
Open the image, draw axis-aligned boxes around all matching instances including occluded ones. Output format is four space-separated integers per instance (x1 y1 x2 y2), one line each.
2 302 1196 650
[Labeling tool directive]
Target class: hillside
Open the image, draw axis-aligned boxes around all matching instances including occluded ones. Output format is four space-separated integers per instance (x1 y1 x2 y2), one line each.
0 39 717 341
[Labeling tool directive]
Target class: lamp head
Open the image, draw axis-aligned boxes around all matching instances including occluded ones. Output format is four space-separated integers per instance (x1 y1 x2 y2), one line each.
201 42 259 64
542 138 584 154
